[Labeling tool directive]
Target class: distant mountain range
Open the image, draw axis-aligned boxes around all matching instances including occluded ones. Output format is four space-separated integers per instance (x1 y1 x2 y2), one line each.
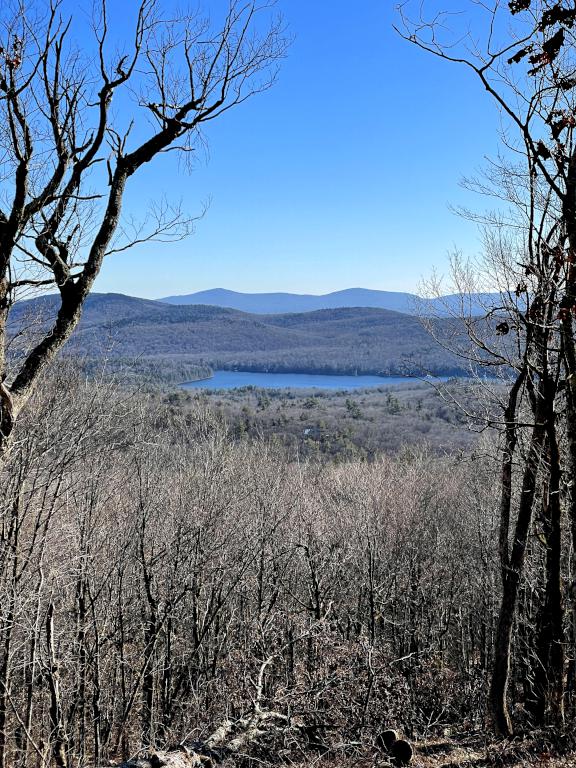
160 287 500 316
8 292 471 377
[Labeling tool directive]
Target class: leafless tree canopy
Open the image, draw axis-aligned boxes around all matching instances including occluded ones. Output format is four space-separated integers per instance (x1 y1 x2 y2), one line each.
0 0 286 451
0 369 498 768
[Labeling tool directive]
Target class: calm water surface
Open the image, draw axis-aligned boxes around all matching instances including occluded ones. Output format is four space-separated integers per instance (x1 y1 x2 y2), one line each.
181 371 447 391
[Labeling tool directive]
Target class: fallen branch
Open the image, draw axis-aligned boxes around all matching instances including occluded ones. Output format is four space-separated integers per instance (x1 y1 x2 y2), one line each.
103 703 296 768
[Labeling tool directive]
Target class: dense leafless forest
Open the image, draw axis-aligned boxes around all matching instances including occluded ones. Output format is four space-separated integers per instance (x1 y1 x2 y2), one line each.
5 364 576 768
0 366 502 768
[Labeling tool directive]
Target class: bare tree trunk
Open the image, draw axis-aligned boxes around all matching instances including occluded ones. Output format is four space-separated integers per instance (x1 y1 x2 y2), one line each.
560 154 576 714
0 612 13 768
489 417 545 736
530 427 565 725
46 602 68 768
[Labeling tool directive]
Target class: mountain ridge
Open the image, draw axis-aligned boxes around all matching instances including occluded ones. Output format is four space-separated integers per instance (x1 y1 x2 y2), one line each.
8 292 468 377
159 287 498 316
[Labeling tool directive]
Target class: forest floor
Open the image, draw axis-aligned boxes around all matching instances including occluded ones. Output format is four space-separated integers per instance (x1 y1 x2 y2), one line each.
307 735 576 768
398 734 576 767
107 733 576 768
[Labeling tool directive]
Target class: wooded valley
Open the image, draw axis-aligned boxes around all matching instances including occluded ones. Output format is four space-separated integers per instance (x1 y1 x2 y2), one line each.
0 367 503 767
2 366 576 767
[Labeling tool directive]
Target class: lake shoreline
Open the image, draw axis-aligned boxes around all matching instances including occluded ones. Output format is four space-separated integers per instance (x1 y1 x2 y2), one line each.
181 370 451 391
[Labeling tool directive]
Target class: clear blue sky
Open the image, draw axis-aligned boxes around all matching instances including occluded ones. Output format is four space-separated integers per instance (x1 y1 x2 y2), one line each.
90 1 503 299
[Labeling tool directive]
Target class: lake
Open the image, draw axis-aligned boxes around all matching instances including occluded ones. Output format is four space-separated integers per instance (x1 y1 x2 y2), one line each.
181 370 448 391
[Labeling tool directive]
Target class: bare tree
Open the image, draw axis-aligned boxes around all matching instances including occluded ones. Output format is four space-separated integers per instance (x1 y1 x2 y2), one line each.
398 0 576 736
0 0 286 454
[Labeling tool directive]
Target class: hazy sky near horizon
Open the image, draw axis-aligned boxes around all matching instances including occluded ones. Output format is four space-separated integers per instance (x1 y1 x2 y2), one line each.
91 1 503 299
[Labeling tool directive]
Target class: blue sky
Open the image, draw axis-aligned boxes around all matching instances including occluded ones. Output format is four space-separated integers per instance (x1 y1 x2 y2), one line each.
91 1 503 299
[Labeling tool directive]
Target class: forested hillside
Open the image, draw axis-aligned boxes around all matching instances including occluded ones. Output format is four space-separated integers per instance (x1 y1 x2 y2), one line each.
2 369 573 768
8 293 469 377
0 370 499 768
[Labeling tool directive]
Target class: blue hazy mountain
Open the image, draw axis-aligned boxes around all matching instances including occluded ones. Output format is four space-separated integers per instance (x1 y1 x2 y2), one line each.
160 287 499 316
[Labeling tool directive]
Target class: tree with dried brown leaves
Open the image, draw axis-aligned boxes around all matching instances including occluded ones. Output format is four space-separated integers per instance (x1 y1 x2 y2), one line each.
399 0 576 736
